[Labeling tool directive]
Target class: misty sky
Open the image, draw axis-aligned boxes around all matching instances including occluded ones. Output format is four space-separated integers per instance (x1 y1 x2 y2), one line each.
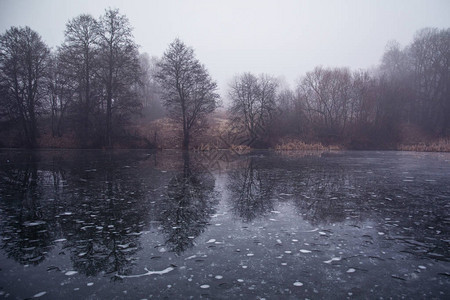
1 0 449 97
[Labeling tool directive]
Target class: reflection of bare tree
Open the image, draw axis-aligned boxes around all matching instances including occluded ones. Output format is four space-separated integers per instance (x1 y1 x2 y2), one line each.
158 152 218 253
291 166 352 225
0 150 152 277
227 158 274 222
58 151 150 276
0 152 53 265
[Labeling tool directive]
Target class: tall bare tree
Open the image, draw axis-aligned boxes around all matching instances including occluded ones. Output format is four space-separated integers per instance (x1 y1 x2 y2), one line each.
46 53 76 137
98 8 141 147
58 14 100 146
297 67 352 140
0 26 50 148
229 73 278 146
137 53 164 120
409 28 450 135
155 38 219 150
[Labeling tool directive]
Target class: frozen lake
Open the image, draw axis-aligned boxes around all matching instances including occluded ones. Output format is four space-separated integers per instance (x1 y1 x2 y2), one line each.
0 149 449 299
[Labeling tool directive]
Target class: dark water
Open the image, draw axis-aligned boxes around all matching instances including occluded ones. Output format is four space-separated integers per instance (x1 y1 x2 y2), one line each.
0 149 449 299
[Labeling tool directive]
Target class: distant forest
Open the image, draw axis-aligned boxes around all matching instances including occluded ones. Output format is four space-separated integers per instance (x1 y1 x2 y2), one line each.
1 8 449 150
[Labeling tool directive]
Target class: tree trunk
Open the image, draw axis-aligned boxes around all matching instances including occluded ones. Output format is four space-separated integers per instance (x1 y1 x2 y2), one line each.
106 91 112 148
182 129 190 150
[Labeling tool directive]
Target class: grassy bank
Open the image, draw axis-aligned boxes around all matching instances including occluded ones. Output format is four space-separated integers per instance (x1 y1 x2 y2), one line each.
398 139 450 152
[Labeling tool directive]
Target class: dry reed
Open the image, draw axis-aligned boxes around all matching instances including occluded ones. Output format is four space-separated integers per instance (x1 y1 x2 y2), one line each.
398 139 450 152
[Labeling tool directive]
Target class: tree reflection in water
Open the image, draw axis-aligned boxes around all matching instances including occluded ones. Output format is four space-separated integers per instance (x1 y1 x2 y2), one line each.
158 152 218 253
227 157 275 222
1 149 448 283
0 152 53 265
56 151 151 276
0 150 152 277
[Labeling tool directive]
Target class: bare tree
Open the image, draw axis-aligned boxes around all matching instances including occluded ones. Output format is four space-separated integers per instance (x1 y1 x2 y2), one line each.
276 88 305 137
228 73 278 146
0 26 50 148
155 38 220 150
137 53 164 120
58 14 100 146
409 28 450 135
297 67 352 140
46 53 76 137
98 8 141 147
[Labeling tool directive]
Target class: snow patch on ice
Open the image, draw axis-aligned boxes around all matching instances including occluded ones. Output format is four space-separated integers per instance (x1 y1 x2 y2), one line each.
33 291 47 298
324 257 341 264
65 271 78 276
115 267 175 279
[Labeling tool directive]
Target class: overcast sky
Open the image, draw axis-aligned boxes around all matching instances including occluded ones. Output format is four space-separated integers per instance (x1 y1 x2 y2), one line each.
1 0 449 97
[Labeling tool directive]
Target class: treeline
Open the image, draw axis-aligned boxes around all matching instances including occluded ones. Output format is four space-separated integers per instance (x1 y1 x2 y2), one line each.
0 8 448 149
0 8 160 148
229 28 449 148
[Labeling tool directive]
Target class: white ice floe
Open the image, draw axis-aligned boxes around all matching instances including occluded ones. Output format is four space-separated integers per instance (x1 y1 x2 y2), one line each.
115 267 175 279
299 249 311 253
206 239 216 243
33 291 47 298
65 271 78 276
346 268 356 273
200 285 210 289
293 282 303 286
215 275 223 279
323 257 341 264
24 221 46 227
418 265 427 270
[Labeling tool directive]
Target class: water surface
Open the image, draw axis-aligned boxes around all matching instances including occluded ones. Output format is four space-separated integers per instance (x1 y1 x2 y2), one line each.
0 150 449 299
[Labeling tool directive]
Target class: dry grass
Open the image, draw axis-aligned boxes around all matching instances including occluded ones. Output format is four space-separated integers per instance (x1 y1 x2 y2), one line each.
230 144 252 154
275 139 341 151
37 132 78 149
193 143 221 152
398 139 450 152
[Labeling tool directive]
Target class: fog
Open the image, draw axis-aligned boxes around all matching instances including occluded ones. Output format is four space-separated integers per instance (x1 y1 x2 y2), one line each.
1 0 449 95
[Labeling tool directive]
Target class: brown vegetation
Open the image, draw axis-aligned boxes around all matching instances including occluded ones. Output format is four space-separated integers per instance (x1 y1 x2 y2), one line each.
275 138 341 151
398 139 450 152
